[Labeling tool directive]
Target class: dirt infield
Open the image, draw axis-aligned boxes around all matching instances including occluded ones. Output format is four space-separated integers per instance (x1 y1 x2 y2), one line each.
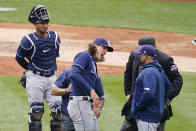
0 23 196 76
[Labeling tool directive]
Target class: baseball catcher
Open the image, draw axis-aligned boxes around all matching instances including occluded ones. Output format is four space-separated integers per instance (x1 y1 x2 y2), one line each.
15 5 62 131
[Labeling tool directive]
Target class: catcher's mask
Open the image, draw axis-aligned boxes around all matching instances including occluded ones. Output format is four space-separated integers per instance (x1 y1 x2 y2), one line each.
28 5 49 24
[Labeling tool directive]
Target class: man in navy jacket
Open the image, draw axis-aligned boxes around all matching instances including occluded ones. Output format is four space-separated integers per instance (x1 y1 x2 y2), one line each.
131 45 172 131
120 35 183 131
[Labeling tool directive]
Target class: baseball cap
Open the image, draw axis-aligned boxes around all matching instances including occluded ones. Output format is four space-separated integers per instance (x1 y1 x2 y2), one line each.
138 35 155 46
93 37 113 52
135 45 156 57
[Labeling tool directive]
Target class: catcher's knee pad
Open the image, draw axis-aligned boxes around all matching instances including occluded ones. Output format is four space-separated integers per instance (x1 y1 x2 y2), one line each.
28 102 44 131
50 101 62 131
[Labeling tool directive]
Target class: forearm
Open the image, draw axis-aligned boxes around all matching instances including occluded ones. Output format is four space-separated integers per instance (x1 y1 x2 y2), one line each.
124 67 132 96
51 87 67 96
124 64 132 96
15 56 28 70
124 77 132 96
124 56 134 96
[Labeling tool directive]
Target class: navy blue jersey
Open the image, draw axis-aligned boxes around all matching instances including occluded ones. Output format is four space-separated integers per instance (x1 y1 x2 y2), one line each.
70 50 98 96
16 31 61 73
94 76 105 99
53 69 71 115
54 68 104 115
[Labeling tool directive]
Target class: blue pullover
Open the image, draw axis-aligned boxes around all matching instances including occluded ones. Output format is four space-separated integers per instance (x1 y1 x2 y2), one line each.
131 60 172 123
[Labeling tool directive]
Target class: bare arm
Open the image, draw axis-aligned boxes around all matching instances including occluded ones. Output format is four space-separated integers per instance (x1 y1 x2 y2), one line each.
51 85 72 96
90 89 99 108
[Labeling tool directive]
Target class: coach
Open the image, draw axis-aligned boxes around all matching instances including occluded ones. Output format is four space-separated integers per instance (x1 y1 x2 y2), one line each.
120 35 183 131
131 45 172 131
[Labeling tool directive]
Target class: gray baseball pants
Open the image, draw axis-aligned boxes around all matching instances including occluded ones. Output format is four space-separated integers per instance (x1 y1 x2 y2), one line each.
62 114 75 131
26 70 61 111
136 119 159 131
68 96 99 131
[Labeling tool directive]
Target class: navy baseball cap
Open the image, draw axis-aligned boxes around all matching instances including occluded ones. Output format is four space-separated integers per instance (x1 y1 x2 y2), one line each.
135 45 156 57
93 37 113 52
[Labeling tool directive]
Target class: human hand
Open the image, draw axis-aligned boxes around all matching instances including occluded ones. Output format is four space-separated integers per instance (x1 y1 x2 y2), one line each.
93 107 101 119
126 95 130 101
165 98 171 105
66 84 72 93
90 89 99 108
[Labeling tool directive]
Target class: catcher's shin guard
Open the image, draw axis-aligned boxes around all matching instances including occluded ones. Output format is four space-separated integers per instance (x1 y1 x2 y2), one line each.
28 102 44 131
29 121 42 131
50 102 62 131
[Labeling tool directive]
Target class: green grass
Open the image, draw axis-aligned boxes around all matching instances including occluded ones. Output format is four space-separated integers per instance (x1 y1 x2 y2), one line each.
0 72 196 131
0 76 51 131
98 75 125 130
165 72 196 131
0 0 196 35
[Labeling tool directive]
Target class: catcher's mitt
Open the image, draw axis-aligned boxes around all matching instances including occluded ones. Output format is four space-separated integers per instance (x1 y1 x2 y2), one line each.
19 72 27 88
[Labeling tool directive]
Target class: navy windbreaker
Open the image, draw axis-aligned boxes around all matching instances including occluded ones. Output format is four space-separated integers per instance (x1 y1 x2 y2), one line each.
131 60 172 123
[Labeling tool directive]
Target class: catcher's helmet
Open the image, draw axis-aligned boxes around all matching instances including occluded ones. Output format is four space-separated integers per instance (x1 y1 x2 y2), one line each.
28 5 49 24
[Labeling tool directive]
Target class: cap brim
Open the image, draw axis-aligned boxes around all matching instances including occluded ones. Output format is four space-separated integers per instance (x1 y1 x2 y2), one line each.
133 49 142 54
107 47 113 52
